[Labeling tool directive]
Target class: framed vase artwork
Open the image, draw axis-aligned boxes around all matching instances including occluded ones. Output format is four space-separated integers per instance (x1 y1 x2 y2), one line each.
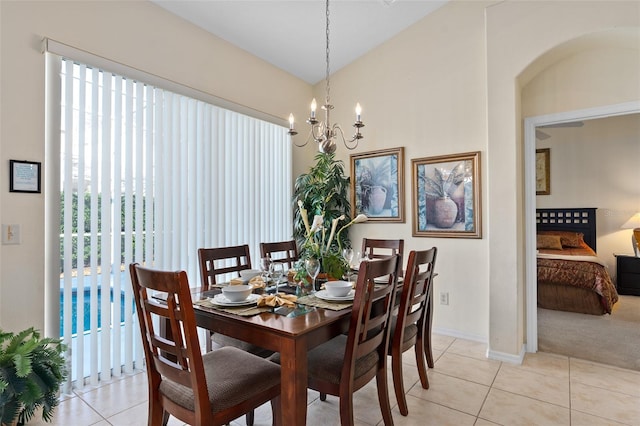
350 147 404 223
536 148 550 195
411 151 481 238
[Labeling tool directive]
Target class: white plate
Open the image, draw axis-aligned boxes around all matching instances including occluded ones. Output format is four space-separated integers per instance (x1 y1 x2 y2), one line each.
374 275 404 284
315 289 355 302
210 293 260 307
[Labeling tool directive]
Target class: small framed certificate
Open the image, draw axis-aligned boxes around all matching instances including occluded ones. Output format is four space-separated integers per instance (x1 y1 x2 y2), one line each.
10 160 41 193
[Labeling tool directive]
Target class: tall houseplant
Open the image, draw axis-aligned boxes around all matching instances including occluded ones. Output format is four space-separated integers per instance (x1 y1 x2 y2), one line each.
0 328 67 425
293 152 353 279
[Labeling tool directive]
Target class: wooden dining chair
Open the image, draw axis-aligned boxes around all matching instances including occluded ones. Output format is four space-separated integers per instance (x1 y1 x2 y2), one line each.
305 255 399 425
129 263 282 426
198 245 252 290
388 247 437 416
197 245 272 426
361 238 404 277
260 240 299 269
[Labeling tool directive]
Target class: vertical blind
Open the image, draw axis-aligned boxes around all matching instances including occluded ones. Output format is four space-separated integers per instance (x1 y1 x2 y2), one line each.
56 57 292 390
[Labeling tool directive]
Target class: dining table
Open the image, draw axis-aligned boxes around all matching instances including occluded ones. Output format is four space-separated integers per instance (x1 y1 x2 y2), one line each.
191 285 353 425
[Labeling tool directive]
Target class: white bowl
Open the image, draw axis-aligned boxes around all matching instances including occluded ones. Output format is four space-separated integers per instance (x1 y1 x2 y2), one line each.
221 284 253 302
239 269 262 281
324 281 353 298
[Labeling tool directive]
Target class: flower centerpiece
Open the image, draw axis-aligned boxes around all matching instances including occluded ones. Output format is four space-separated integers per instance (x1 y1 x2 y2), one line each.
294 200 367 283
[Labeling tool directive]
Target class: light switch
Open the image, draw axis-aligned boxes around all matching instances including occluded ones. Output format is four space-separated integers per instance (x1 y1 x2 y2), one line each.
2 224 21 245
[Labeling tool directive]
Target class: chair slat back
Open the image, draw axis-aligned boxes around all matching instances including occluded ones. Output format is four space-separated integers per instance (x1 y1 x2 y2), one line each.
361 238 404 276
130 263 211 416
344 255 399 386
198 245 252 288
260 240 299 269
395 248 437 346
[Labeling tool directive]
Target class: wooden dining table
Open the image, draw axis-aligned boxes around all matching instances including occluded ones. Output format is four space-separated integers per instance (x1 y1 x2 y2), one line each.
191 288 352 425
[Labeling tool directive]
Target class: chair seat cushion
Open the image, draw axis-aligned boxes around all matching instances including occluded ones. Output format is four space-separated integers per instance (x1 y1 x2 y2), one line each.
306 335 379 386
159 346 280 414
212 333 274 358
388 315 418 351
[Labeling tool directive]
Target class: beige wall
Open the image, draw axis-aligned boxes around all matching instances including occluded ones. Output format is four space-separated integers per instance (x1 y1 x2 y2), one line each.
1 0 639 362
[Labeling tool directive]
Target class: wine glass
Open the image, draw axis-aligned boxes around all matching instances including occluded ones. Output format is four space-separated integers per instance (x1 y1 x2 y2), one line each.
342 248 354 282
305 258 321 293
270 262 284 293
260 257 272 283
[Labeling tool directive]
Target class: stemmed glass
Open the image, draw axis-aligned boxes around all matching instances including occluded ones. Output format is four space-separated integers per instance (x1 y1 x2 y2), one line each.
342 248 354 283
270 262 284 293
260 257 272 284
305 258 321 293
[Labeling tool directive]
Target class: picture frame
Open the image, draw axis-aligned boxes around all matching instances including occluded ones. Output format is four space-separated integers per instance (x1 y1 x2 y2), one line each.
351 147 404 222
9 160 41 193
412 151 481 238
536 148 550 195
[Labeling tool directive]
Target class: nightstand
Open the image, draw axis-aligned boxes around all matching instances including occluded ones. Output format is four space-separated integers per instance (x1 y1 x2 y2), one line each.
615 254 640 296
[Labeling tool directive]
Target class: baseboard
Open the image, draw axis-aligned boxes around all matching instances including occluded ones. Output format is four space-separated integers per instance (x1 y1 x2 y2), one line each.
487 344 526 365
432 326 487 344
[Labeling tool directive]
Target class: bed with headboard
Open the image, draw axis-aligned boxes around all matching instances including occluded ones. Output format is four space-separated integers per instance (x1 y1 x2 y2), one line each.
536 208 619 315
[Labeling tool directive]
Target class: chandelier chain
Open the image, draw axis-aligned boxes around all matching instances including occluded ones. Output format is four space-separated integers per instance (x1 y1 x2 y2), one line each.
325 0 331 105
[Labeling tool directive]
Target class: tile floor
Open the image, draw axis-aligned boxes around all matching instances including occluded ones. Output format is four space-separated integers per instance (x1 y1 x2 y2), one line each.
29 334 640 426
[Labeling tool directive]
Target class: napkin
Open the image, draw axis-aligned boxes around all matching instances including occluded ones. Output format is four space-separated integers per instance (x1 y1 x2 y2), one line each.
249 276 266 289
229 278 245 286
257 293 297 308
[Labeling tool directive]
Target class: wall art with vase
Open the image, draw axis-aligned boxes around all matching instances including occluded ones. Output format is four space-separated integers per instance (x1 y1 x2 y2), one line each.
351 147 404 223
412 151 481 238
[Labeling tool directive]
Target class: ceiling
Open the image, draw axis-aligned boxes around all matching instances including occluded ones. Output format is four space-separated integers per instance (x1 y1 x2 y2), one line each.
151 0 448 84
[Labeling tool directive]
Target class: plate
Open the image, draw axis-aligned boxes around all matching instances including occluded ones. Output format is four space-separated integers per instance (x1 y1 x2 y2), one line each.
315 289 355 302
374 275 404 284
209 293 260 307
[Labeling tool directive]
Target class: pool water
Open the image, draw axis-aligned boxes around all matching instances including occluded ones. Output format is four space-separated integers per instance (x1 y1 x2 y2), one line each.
60 287 129 336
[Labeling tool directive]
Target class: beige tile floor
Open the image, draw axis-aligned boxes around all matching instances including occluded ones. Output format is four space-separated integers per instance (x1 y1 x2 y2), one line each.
30 334 640 426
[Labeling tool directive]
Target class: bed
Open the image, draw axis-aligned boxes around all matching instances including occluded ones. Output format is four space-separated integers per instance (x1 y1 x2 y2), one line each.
536 208 619 315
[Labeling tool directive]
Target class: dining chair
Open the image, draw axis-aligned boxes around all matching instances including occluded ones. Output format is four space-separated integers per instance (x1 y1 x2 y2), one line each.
129 263 282 426
388 247 437 416
305 255 399 425
361 238 404 277
198 245 252 290
197 245 273 425
260 240 299 269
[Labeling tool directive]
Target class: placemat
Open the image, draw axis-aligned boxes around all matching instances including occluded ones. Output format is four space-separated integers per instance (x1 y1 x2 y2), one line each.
193 298 272 316
296 295 353 311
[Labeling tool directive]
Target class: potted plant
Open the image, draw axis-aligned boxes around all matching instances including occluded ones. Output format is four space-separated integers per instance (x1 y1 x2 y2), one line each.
0 327 67 426
293 152 366 284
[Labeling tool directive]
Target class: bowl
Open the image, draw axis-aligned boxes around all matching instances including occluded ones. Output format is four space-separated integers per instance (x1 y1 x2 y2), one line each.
221 284 253 302
324 281 353 298
239 269 262 281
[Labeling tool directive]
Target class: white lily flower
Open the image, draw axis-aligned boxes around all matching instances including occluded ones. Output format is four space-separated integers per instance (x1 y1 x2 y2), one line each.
326 215 346 250
310 215 324 233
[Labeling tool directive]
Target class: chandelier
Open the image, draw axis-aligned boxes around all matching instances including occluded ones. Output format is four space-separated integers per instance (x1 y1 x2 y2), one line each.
288 0 364 154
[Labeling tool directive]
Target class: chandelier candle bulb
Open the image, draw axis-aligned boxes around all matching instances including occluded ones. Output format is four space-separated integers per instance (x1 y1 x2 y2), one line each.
355 103 361 122
310 98 317 119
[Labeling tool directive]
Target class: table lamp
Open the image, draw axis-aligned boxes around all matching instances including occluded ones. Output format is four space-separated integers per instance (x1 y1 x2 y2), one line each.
621 212 640 257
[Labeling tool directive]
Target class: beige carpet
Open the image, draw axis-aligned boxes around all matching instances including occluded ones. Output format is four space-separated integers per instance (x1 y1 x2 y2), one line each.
537 295 640 371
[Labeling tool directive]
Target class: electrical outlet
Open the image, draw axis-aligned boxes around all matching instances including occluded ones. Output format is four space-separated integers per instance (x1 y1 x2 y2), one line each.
439 291 449 305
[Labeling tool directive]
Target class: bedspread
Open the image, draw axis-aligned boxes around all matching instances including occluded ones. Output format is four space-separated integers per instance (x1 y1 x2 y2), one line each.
536 256 618 314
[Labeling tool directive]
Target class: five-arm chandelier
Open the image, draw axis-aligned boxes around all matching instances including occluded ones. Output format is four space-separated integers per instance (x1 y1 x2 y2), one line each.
288 0 364 154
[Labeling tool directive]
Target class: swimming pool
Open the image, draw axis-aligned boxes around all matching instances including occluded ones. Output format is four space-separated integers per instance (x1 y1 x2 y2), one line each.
59 282 130 336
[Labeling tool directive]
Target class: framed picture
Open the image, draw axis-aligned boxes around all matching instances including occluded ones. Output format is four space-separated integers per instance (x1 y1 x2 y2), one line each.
9 160 41 193
412 151 481 238
351 147 404 222
536 148 550 195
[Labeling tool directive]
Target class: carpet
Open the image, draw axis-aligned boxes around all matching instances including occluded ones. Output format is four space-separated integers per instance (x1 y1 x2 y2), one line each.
537 295 640 371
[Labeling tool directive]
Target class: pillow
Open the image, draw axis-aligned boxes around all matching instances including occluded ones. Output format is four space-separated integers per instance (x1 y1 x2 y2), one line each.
536 234 563 250
538 230 585 248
